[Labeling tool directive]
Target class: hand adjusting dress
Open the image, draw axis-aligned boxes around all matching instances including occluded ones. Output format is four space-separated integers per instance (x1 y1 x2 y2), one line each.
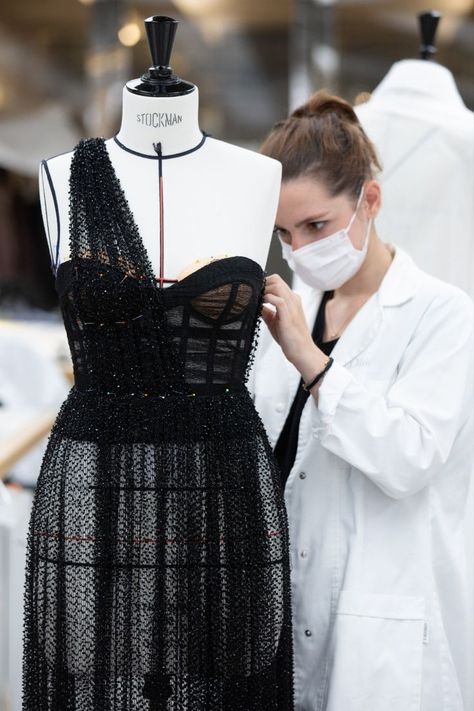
22 135 295 710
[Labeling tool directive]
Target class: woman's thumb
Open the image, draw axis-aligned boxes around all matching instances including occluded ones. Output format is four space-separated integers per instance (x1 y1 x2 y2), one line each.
260 304 274 324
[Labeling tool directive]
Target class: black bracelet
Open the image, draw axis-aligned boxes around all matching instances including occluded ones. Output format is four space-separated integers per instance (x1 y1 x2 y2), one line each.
302 356 334 391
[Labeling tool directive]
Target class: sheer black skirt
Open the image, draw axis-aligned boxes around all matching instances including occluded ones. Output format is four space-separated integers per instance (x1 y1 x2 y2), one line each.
22 386 295 710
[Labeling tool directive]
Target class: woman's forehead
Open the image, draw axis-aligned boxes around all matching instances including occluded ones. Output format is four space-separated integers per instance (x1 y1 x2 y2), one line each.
277 179 348 221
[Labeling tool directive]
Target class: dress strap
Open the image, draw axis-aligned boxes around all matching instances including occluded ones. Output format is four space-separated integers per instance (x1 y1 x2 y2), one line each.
69 137 153 283
68 135 189 394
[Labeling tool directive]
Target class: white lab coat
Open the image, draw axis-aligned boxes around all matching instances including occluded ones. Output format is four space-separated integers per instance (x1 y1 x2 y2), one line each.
247 243 473 711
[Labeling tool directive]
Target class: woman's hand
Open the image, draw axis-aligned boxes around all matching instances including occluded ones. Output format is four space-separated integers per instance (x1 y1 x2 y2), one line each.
261 274 331 391
261 274 309 359
261 274 328 381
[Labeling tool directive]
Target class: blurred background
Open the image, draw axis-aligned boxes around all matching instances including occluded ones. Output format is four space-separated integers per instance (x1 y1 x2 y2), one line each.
0 0 473 314
0 2 473 710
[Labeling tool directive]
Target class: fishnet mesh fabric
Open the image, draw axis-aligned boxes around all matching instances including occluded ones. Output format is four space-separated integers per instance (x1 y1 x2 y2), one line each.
22 137 295 710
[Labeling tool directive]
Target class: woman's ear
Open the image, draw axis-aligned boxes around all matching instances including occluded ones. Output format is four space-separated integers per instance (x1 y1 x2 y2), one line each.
365 179 381 218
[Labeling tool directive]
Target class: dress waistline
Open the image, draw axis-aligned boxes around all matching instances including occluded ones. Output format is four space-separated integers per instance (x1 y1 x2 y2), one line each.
71 383 249 399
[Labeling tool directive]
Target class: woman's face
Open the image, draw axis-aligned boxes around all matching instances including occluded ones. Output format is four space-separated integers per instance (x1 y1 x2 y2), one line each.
274 177 377 251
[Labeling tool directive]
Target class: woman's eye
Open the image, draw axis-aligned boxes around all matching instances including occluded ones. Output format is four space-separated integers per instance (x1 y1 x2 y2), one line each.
308 221 326 231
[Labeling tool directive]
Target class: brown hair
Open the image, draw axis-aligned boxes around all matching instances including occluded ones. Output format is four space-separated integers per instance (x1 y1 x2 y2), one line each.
260 89 382 200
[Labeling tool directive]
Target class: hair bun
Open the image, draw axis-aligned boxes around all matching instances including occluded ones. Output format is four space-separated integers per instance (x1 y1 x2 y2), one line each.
291 89 359 125
260 88 382 197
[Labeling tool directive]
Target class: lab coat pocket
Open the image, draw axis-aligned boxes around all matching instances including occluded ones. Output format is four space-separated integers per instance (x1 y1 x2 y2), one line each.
325 591 425 711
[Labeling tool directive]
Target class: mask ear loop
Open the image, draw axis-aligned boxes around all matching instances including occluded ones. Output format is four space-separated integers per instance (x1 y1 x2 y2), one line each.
346 182 366 232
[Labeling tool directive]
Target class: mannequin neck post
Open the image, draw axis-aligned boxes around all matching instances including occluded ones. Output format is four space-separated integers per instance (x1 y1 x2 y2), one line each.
114 85 204 156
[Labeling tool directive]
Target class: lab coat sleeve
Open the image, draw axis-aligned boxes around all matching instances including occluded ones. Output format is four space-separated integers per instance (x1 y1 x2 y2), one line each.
309 290 474 499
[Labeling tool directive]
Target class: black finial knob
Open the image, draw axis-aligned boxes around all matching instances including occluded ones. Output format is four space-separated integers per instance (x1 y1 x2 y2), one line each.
145 15 178 78
126 14 195 96
418 10 442 60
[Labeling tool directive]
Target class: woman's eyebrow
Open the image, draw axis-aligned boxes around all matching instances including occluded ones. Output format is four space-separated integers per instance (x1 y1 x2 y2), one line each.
273 210 329 230
296 211 330 227
275 211 330 230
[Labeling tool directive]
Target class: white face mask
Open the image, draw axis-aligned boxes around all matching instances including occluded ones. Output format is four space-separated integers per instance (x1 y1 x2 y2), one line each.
278 185 373 290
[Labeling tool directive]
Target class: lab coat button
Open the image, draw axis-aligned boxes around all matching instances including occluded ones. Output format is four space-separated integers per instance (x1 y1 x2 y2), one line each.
300 549 309 558
299 471 307 479
304 629 312 637
275 402 284 413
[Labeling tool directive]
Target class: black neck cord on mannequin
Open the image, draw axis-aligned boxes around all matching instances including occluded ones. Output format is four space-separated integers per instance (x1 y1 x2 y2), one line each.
112 130 211 160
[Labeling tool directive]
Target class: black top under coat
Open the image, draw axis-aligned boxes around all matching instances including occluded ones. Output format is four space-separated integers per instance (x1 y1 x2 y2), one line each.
274 290 339 488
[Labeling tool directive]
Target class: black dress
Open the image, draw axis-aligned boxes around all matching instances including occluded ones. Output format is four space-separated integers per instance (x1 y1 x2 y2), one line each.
22 135 295 710
274 290 338 487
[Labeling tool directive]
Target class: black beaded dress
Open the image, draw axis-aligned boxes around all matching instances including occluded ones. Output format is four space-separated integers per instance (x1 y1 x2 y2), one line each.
22 134 295 711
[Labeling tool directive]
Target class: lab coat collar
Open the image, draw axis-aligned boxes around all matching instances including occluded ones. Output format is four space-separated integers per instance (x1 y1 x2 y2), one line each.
293 242 420 368
376 241 420 306
371 59 466 109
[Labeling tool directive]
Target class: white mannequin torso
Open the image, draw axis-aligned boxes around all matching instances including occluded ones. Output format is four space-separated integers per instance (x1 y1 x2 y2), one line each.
38 86 281 284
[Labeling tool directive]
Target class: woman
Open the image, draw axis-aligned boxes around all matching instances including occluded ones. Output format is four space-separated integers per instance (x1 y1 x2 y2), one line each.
248 90 473 711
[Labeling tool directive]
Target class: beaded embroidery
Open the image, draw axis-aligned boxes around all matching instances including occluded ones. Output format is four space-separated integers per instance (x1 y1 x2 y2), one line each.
22 136 295 710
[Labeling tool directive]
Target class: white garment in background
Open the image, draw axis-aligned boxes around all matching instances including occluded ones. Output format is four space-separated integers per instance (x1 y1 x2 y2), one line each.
355 59 474 298
247 243 473 710
0 324 70 709
0 323 70 485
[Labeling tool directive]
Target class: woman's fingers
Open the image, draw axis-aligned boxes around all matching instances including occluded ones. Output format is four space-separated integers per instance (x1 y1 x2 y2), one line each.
264 273 292 296
263 291 289 313
260 304 280 343
261 274 312 364
265 276 302 320
261 303 276 322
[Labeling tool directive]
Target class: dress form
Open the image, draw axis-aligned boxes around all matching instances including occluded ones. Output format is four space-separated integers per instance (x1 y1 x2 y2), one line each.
354 17 474 298
38 16 281 287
